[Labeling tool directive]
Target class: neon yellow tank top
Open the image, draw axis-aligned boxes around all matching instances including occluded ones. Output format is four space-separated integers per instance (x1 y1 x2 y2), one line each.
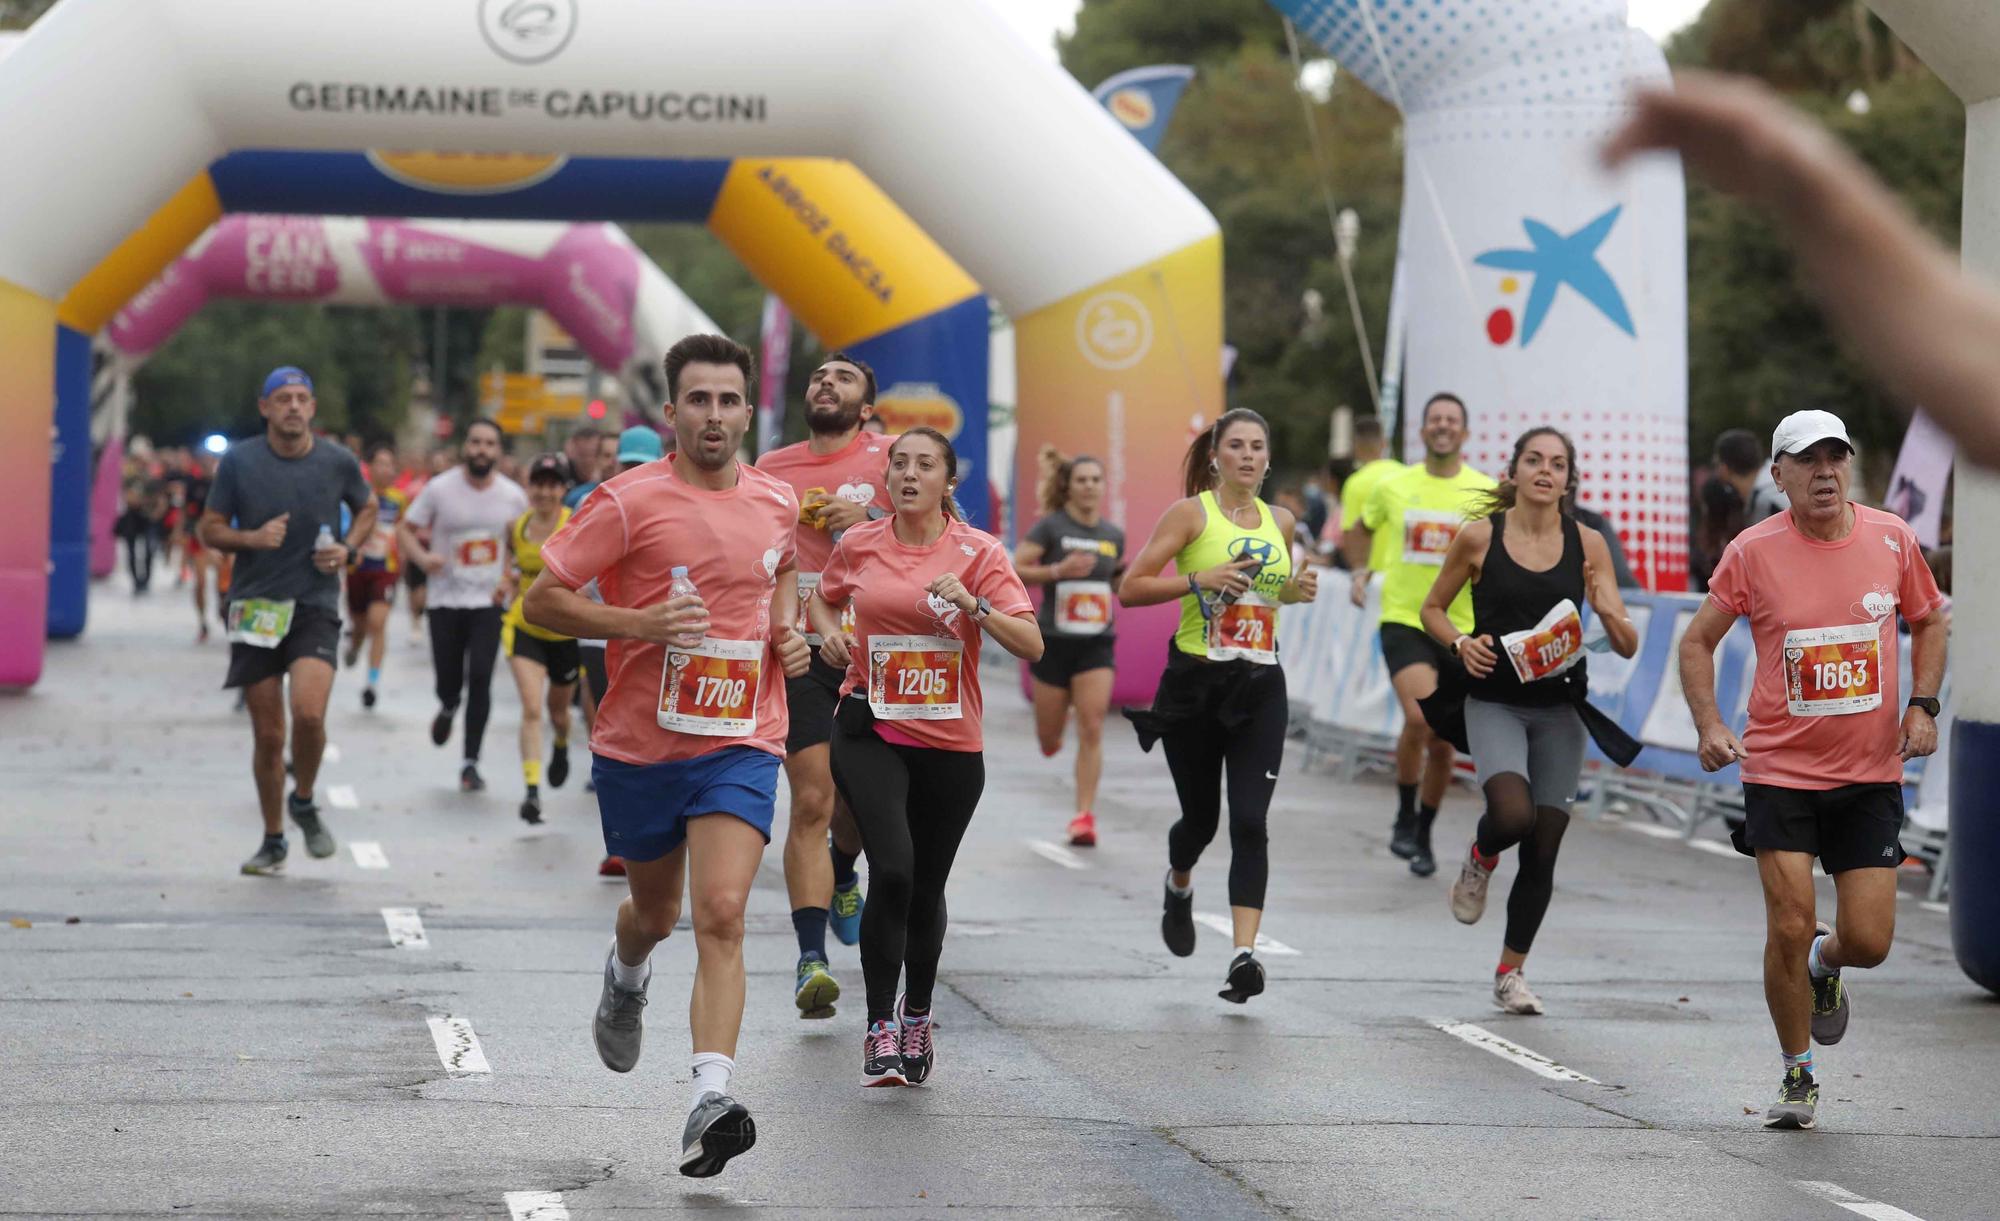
504 506 572 642
1172 491 1293 660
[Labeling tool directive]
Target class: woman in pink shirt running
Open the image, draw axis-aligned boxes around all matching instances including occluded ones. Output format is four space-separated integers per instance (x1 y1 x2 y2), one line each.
810 427 1042 1088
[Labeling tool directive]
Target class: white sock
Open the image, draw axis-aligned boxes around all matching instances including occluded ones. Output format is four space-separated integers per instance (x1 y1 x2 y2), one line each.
691 1051 734 1108
1165 868 1192 898
1808 932 1833 980
608 935 651 990
1234 944 1256 959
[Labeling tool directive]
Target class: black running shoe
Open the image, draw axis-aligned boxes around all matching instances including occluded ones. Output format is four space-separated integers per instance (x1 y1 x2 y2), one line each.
1389 810 1418 860
1161 874 1196 958
1219 950 1266 1004
897 994 935 1086
1409 820 1437 878
361 686 377 709
679 1094 755 1178
460 763 485 792
862 1020 906 1086
548 744 570 789
1763 1066 1818 1130
431 707 454 747
519 788 543 825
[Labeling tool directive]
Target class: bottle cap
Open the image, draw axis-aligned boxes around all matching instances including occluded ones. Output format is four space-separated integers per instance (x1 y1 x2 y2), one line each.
671 565 689 577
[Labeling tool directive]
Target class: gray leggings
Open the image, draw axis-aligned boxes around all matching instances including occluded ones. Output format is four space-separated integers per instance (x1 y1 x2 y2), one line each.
1464 697 1586 956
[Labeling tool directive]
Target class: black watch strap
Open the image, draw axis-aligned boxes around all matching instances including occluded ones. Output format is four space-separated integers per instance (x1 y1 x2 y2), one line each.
1908 695 1941 717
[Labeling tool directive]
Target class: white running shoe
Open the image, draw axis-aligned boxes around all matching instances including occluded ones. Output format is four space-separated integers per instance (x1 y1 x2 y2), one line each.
1493 970 1545 1015
1450 840 1494 924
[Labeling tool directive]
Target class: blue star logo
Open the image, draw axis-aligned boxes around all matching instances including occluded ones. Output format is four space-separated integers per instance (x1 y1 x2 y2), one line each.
1473 205 1635 346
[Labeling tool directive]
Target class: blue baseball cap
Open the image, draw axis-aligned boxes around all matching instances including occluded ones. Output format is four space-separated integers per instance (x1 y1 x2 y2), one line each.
617 425 664 464
260 366 314 398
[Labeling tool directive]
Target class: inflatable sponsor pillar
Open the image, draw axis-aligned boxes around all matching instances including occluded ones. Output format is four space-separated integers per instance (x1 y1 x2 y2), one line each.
47 325 91 638
1865 0 2000 996
1271 0 1689 590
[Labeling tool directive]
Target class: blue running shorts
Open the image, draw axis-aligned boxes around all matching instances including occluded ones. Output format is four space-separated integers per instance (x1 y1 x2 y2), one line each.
591 746 780 862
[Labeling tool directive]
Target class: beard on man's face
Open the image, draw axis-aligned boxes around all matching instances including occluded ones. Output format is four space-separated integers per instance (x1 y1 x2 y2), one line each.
466 455 495 478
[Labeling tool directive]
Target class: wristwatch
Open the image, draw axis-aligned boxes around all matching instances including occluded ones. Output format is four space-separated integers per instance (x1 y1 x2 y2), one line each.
970 596 993 623
1908 695 1941 718
1450 635 1470 657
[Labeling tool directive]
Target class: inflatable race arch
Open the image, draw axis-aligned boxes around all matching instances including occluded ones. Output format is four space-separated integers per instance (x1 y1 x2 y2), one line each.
0 0 1221 690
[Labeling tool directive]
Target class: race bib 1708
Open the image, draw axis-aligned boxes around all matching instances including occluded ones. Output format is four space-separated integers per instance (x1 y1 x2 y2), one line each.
1783 621 1883 718
866 634 964 720
658 636 763 736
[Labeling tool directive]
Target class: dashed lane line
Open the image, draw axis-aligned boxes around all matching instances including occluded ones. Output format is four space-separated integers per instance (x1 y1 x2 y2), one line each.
1791 1180 1927 1221
1025 839 1089 870
350 841 389 869
1193 913 1300 956
382 907 428 949
1430 1019 1600 1084
505 1191 570 1221
426 1016 491 1075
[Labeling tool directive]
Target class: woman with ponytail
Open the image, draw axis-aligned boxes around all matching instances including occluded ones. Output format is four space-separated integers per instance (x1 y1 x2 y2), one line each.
1118 409 1319 1003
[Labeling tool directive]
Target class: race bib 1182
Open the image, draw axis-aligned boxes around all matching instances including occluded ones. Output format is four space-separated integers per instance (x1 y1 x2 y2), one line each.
1502 598 1585 684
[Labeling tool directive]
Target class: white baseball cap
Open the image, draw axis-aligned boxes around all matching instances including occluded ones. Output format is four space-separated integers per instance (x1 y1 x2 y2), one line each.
1771 409 1854 458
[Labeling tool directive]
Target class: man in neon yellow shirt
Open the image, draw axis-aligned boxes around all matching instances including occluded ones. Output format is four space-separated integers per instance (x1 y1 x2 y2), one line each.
1353 393 1496 877
1337 414 1404 567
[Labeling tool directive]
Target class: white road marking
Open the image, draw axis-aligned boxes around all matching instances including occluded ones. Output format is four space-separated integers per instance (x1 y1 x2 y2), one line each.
382 907 428 949
322 743 341 764
1026 839 1089 870
326 785 358 809
1193 913 1300 956
1431 1020 1600 1084
1791 1180 1927 1221
1920 901 1949 915
426 1016 491 1075
504 1191 570 1220
350 841 389 869
1621 822 1683 840
1686 838 1745 860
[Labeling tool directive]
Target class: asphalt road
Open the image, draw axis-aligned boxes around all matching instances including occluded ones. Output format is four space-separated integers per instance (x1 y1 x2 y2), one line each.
3 577 1994 1219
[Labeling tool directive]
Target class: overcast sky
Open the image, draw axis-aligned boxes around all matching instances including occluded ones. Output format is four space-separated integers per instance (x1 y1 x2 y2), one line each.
995 0 1710 63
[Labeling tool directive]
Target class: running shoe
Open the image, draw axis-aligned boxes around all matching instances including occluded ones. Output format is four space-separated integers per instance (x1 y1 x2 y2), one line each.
288 793 336 859
599 855 626 877
197 622 210 644
592 948 648 1073
861 1020 906 1086
794 954 840 1018
361 686 377 710
1810 920 1850 1045
1219 950 1265 1004
240 835 288 876
1763 1066 1818 1130
829 879 864 946
1410 824 1437 878
1067 811 1098 847
548 744 570 789
343 637 361 668
519 790 543 826
460 763 485 793
1493 970 1545 1015
678 1094 755 1178
1450 840 1495 924
430 707 454 747
1162 874 1196 958
897 994 935 1085
1389 809 1418 860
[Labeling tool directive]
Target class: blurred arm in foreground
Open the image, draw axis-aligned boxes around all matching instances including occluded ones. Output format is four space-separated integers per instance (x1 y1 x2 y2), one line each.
1606 70 2000 468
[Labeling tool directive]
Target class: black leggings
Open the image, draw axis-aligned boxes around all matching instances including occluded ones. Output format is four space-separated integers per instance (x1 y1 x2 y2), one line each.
1161 667 1288 910
428 606 503 761
829 714 984 1023
1473 776 1571 955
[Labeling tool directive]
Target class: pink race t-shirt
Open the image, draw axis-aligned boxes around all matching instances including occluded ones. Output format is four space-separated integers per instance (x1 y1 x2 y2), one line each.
817 515 1034 753
539 455 800 766
1706 505 1943 789
754 432 895 576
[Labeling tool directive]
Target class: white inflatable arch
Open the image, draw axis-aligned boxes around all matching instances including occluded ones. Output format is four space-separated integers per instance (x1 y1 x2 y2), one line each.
0 0 1222 688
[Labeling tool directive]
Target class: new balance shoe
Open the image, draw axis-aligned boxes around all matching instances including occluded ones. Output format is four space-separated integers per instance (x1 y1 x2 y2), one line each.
1067 811 1097 847
1162 874 1196 958
592 949 648 1073
1763 1066 1818 1130
829 879 864 947
1451 840 1495 924
1493 970 1545 1015
1219 950 1265 1004
794 954 840 1019
897 994 935 1086
678 1094 755 1178
288 793 336 859
240 835 288 876
862 1020 906 1086
1809 921 1850 1046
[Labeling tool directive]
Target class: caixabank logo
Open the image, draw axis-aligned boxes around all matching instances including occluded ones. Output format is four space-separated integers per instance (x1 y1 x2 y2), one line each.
1472 205 1634 348
480 0 578 65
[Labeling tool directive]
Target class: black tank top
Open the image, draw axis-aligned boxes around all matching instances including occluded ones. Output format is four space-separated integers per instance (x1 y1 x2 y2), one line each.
1468 511 1588 708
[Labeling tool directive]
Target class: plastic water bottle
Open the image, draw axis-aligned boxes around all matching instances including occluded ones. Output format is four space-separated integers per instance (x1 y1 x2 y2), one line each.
315 524 335 554
668 565 702 648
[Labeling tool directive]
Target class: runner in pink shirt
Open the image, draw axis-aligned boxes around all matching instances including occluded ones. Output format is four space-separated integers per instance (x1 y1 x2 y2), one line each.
522 335 811 1179
1679 409 1948 1132
808 427 1041 1087
754 353 894 1017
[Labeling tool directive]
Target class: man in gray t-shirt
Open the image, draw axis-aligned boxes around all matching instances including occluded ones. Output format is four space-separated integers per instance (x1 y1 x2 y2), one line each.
198 366 374 877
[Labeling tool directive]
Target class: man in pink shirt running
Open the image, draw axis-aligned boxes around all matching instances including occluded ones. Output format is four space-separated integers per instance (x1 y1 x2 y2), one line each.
523 334 812 1178
1679 408 1947 1133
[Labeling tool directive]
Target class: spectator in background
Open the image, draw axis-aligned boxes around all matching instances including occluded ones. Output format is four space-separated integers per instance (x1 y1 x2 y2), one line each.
1572 499 1641 589
1693 428 1766 590
1273 485 1323 560
563 426 604 509
1338 415 1406 577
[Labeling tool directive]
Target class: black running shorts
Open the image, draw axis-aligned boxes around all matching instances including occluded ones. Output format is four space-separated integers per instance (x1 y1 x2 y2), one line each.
1736 782 1906 873
507 628 581 686
1379 622 1450 678
224 605 341 689
784 653 844 754
1029 635 1117 689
